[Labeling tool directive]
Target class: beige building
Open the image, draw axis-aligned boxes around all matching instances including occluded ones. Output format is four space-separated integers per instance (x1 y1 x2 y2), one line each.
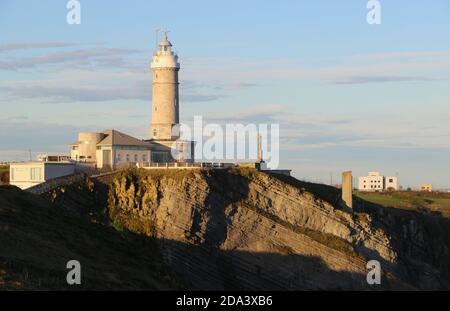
9 161 75 190
358 172 399 191
421 184 433 192
70 130 152 169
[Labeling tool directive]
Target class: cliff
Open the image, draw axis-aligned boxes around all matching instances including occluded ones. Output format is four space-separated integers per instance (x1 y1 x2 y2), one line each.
2 168 449 290
104 168 449 290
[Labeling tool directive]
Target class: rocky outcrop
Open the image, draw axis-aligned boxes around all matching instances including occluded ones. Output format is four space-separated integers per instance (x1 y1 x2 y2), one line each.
105 168 449 290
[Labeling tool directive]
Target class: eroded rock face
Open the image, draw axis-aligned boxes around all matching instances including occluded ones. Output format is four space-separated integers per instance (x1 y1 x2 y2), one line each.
105 168 448 290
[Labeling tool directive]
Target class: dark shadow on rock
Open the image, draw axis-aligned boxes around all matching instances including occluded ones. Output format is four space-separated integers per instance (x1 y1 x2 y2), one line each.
200 170 250 248
353 196 450 289
156 237 402 291
0 185 185 290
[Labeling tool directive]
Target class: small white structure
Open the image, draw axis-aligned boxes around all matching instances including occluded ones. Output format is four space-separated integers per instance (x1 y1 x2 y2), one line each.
9 161 75 190
358 172 398 191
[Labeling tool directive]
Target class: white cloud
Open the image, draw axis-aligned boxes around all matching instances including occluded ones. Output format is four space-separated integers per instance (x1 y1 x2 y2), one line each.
0 42 80 53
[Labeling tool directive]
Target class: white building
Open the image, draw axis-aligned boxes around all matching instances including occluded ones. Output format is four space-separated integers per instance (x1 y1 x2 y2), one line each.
70 130 152 169
9 161 75 190
358 172 398 191
385 176 399 191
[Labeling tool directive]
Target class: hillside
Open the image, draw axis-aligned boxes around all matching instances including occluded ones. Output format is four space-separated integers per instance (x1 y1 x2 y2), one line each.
0 185 185 290
1 168 449 290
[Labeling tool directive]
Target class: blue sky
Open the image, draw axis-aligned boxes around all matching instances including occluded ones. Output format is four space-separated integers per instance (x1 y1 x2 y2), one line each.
1 0 449 188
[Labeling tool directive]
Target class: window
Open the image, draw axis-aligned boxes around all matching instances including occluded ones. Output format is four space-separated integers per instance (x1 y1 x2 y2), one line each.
142 154 147 162
126 154 130 162
117 154 121 162
134 154 138 162
152 152 168 163
72 146 78 150
153 129 157 137
389 178 393 183
30 167 42 181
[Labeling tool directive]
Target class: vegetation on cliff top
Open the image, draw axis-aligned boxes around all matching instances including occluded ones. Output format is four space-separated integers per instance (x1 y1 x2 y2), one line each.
356 191 450 218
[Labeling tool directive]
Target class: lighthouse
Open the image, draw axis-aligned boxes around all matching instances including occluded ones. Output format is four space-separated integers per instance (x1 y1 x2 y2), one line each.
150 31 180 140
148 32 194 163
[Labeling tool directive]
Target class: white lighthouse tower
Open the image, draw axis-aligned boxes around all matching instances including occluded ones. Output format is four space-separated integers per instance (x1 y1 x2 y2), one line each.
148 31 194 163
150 31 180 140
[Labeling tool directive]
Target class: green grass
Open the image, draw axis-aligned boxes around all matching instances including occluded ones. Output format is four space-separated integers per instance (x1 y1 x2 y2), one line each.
356 192 404 207
356 191 450 218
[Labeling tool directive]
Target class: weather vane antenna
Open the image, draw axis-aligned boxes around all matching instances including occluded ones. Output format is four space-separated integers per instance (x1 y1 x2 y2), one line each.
164 29 170 40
